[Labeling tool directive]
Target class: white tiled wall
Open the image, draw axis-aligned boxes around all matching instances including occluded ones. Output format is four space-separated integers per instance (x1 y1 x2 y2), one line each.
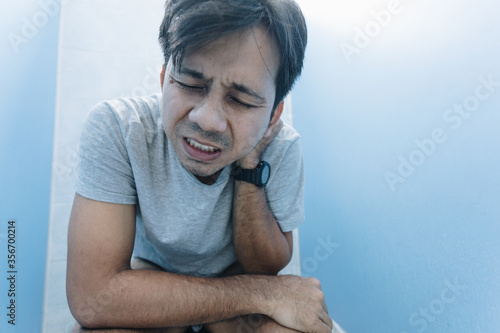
43 1 298 331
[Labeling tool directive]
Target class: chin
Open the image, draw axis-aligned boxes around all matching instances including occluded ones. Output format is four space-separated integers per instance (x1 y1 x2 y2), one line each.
180 160 223 178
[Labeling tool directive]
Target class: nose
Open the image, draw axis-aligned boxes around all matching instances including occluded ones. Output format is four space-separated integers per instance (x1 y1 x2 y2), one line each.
188 94 228 133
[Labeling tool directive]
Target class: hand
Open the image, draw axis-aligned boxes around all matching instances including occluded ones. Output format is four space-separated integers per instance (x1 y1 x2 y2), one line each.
206 315 303 332
238 120 284 169
267 275 334 333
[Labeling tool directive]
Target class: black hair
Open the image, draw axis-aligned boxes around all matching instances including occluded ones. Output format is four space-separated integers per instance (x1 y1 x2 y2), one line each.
158 0 307 110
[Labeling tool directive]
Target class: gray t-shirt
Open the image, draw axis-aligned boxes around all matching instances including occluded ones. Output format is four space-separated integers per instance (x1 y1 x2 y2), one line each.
75 94 305 277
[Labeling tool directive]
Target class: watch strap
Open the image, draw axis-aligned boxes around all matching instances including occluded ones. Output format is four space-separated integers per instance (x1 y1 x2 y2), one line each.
233 161 270 187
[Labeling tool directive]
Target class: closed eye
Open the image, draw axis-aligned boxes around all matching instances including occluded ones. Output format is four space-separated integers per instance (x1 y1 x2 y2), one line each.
172 77 206 93
228 96 257 109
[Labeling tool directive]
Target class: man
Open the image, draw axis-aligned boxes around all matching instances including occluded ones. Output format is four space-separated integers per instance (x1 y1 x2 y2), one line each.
67 0 337 332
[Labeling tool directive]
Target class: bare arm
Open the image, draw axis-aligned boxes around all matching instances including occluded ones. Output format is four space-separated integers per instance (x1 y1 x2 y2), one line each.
232 179 293 274
232 113 293 274
67 194 264 329
67 194 332 332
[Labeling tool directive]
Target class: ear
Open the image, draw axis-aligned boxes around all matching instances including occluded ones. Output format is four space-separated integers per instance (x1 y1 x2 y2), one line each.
160 64 166 90
265 101 284 137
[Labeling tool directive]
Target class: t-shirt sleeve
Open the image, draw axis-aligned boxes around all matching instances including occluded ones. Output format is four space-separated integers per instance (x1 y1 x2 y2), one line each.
75 102 137 204
264 131 305 232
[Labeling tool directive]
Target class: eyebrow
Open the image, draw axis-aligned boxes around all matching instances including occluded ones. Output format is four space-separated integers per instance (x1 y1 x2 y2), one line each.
231 83 266 104
177 65 266 104
177 66 206 80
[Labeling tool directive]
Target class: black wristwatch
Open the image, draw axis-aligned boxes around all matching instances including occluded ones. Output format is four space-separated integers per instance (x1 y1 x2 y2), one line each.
233 161 271 187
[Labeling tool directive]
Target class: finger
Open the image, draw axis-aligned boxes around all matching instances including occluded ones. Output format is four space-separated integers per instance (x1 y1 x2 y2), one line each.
308 316 334 333
319 313 334 331
321 298 329 316
309 280 328 315
313 306 333 332
272 119 284 136
275 118 284 129
319 320 334 333
265 118 284 139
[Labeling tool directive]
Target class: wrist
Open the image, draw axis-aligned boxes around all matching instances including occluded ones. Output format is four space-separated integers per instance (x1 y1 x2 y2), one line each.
233 161 271 187
236 275 276 316
253 275 278 317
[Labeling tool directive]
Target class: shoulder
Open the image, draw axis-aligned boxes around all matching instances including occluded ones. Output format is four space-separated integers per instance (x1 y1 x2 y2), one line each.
277 122 301 142
85 94 162 133
265 122 302 158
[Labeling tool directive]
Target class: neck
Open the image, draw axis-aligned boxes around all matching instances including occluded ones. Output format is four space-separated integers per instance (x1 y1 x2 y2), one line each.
195 169 223 185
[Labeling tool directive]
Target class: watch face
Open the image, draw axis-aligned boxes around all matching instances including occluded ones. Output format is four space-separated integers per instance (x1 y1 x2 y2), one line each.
261 163 270 184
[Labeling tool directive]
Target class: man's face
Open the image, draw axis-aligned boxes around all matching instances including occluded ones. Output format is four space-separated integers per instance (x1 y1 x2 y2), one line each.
161 26 279 182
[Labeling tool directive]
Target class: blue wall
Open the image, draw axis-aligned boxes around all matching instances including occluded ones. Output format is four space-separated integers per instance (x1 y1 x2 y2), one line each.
295 0 500 332
0 1 59 331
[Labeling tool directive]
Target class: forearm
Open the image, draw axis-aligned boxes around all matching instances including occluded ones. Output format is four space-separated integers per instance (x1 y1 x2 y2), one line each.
206 314 304 333
70 269 274 329
232 180 291 274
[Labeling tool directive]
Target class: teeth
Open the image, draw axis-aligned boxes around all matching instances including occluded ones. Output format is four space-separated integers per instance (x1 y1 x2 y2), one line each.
187 138 218 152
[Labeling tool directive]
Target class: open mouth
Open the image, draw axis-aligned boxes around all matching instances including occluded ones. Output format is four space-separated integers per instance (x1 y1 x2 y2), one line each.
186 138 220 153
183 138 222 162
